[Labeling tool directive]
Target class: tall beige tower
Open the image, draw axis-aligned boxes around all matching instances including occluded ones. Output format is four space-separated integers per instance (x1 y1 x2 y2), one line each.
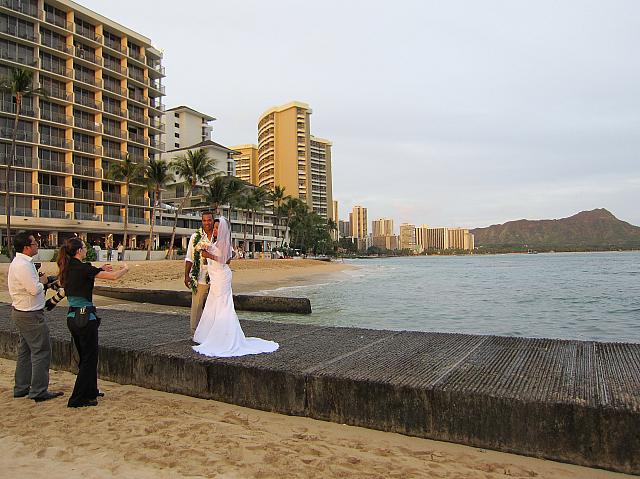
399 223 417 251
372 218 394 236
350 205 367 239
231 144 258 184
309 135 332 219
256 101 333 219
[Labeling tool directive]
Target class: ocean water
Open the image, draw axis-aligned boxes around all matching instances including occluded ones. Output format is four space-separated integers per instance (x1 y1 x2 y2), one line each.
243 252 640 343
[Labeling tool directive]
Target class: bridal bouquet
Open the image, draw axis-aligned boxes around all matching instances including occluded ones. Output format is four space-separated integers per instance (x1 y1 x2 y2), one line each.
194 236 213 253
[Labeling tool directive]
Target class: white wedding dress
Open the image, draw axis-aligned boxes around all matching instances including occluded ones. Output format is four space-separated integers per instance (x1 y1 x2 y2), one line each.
192 219 279 358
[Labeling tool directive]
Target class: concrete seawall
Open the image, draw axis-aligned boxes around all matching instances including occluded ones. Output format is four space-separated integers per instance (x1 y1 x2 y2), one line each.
0 304 638 474
93 286 312 314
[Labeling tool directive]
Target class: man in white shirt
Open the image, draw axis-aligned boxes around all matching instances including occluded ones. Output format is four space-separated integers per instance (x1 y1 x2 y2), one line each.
184 212 217 338
8 232 63 402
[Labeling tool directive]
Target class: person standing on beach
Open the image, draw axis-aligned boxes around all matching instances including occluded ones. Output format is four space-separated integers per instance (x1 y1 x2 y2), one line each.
184 211 218 338
57 238 129 407
8 231 64 402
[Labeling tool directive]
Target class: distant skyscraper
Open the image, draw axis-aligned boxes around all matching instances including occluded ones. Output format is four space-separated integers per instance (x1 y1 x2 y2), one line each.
338 220 350 238
231 144 258 184
418 226 474 251
372 218 394 236
399 223 417 251
256 101 333 219
350 206 368 239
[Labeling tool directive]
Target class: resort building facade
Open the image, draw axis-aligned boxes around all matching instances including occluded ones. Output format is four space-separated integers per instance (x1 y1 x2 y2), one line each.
231 143 258 185
372 218 394 237
415 226 475 251
399 223 417 251
0 0 166 249
251 101 333 220
165 105 214 151
349 205 367 239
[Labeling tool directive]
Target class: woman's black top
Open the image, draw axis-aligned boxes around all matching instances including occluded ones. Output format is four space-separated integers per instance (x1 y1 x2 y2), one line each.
64 258 102 301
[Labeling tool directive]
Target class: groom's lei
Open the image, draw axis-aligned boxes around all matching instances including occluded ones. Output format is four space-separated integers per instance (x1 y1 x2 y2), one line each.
190 228 210 293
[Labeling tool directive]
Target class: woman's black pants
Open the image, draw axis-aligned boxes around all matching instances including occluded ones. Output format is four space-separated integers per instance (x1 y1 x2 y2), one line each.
67 317 99 407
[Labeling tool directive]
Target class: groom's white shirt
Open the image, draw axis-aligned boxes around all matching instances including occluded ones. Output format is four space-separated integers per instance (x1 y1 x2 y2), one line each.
185 230 215 284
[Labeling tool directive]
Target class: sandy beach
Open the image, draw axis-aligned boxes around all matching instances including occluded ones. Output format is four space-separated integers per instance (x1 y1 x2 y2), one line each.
1 358 632 479
0 258 354 296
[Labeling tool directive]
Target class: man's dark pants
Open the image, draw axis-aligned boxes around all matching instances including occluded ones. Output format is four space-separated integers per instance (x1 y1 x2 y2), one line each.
12 308 51 399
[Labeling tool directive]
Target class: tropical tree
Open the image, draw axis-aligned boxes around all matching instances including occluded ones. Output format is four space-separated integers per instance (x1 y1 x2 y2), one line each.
166 149 217 258
268 185 289 247
144 158 173 260
281 197 308 248
108 153 145 258
203 175 243 216
235 192 253 256
225 176 245 222
249 187 268 256
0 68 47 258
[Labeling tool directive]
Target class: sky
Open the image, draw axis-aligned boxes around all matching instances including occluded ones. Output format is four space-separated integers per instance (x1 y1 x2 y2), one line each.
82 0 640 229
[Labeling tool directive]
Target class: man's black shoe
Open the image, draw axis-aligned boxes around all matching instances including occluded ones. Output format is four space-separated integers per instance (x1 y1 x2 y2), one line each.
13 391 29 398
32 391 64 402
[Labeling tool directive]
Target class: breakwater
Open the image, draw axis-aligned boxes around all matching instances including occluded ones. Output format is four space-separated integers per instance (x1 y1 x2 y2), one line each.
93 286 312 314
0 304 638 474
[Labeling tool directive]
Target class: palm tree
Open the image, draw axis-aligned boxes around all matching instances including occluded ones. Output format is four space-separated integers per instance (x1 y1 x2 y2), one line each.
280 197 307 248
144 158 173 260
108 153 145 258
0 68 47 258
225 176 245 222
203 175 243 215
249 187 268 256
166 149 217 258
269 185 289 248
235 192 253 256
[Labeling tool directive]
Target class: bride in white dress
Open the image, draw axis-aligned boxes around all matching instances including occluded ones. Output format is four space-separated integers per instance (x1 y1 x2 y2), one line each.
192 216 279 357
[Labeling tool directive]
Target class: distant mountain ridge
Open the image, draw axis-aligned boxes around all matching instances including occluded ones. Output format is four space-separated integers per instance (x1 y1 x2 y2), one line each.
471 209 640 250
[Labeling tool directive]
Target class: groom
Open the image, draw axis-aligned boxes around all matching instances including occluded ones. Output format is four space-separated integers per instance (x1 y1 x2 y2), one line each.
184 211 219 337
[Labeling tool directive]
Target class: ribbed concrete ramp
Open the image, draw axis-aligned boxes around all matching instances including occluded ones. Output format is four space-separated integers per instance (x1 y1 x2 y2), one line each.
0 303 638 474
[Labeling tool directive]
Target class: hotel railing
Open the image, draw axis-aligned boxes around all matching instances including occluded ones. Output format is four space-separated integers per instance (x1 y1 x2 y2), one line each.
44 86 72 102
39 209 71 219
103 61 127 76
103 126 127 139
103 103 127 117
0 181 37 194
1 0 38 17
73 70 102 88
103 40 127 55
40 37 73 55
0 100 36 117
0 154 36 168
74 211 102 221
0 24 38 42
39 158 72 174
40 12 73 31
74 142 102 155
74 95 102 110
0 49 37 66
40 109 73 125
39 184 72 197
39 134 71 148
103 214 123 222
0 128 34 142
73 164 102 178
103 191 123 203
73 188 102 201
128 132 149 145
129 196 148 206
104 149 127 161
74 25 102 44
40 59 71 77
74 117 102 133
104 83 127 97
128 216 147 225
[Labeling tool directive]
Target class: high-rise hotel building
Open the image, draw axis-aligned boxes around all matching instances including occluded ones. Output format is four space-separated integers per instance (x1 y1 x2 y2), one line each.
349 205 367 239
238 101 334 220
0 0 165 246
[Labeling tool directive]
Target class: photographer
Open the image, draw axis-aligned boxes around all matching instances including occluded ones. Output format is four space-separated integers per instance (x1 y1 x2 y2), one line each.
8 232 63 402
57 238 129 408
